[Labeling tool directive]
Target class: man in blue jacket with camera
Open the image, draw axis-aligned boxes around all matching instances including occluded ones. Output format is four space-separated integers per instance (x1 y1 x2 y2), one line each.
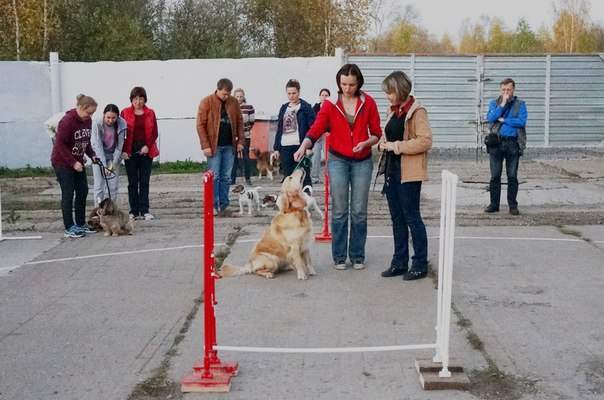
485 78 528 216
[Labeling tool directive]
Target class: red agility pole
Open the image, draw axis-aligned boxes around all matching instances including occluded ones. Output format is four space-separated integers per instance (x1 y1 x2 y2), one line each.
181 171 238 393
315 133 332 242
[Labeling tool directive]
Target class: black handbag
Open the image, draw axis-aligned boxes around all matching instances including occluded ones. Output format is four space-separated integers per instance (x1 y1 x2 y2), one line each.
484 122 502 148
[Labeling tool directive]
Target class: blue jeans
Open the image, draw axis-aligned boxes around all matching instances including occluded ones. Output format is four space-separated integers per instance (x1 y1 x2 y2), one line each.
384 179 428 272
489 137 520 208
328 154 373 264
207 146 235 211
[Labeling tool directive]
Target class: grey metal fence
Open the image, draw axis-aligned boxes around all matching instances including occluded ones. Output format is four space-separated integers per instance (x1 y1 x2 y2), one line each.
348 54 604 147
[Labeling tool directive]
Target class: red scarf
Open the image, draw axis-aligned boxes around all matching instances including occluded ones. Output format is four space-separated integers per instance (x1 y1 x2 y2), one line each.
390 96 415 118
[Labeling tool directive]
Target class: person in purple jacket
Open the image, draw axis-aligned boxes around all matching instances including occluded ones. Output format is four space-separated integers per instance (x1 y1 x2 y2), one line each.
51 95 99 238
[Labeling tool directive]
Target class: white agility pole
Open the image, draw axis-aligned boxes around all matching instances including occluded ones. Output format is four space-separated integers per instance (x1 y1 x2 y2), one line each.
212 171 459 379
0 185 42 241
433 170 458 377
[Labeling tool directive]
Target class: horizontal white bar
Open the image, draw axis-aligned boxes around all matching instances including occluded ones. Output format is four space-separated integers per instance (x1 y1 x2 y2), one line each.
214 343 436 354
2 236 43 240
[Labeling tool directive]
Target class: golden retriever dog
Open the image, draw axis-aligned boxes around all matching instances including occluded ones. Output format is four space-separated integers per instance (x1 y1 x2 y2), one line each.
254 149 280 180
220 168 315 280
97 198 133 237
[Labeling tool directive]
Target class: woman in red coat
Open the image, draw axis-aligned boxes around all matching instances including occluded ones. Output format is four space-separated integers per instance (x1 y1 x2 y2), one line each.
121 86 159 220
294 64 382 271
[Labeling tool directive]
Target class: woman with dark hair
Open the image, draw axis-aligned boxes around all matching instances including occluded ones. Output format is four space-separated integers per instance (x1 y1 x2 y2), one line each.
378 71 432 281
51 94 99 238
294 64 381 271
310 88 331 183
121 86 159 220
273 79 315 188
91 104 127 205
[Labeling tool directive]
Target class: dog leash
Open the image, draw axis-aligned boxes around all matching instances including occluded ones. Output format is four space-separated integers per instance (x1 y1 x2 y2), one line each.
294 154 312 172
93 158 116 200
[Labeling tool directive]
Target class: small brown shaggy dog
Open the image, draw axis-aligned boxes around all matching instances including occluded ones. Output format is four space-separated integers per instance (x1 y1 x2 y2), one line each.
254 149 280 180
220 168 315 280
97 198 133 237
87 208 104 232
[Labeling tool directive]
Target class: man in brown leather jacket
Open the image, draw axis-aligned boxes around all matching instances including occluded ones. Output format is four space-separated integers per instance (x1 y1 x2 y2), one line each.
197 78 244 215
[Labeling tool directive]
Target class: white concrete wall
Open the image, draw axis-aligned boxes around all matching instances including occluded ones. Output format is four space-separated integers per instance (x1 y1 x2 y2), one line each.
59 56 340 163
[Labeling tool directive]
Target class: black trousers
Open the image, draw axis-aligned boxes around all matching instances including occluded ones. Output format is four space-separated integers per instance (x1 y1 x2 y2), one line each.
125 153 153 216
54 166 88 229
488 138 520 208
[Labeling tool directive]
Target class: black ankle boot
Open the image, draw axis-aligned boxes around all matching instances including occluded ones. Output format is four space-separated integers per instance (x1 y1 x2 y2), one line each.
403 269 428 281
381 265 407 278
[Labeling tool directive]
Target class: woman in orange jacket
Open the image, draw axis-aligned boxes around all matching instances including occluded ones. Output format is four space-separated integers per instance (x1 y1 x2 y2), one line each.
378 71 432 281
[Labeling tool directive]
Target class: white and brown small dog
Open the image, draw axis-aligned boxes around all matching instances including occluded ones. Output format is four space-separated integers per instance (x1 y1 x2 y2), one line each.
254 149 280 180
302 185 324 219
261 194 278 209
231 184 262 215
275 185 324 219
97 198 133 237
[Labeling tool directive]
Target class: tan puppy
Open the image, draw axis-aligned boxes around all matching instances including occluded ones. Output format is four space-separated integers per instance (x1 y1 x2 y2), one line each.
97 198 133 237
220 168 315 280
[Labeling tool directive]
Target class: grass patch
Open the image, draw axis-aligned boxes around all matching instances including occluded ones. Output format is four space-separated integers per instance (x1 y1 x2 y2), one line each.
3 200 58 211
457 317 472 328
152 160 207 174
556 225 582 238
0 160 207 179
0 165 54 178
466 331 485 351
469 364 538 400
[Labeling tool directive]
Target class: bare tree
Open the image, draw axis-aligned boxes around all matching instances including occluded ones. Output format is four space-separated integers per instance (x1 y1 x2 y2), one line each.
12 0 20 60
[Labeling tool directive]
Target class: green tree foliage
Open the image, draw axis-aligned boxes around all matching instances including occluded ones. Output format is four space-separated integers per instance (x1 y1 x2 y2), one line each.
487 17 512 53
246 0 371 57
163 0 250 59
0 0 59 60
458 16 488 53
551 0 593 52
54 0 158 61
1 0 604 60
510 19 543 53
371 5 453 53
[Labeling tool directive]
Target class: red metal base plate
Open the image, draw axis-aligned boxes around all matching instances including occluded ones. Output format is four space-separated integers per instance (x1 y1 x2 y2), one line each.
193 360 239 376
181 371 232 393
314 233 332 242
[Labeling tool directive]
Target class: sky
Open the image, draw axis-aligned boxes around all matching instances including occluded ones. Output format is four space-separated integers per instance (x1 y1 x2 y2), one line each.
384 0 604 41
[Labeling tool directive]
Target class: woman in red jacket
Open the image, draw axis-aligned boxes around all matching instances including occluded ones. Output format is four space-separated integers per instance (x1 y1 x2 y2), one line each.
121 86 159 220
294 64 382 271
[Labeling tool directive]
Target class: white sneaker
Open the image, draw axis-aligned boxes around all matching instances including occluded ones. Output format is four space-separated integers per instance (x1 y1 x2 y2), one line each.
129 213 135 220
334 263 347 270
352 263 366 270
143 213 155 220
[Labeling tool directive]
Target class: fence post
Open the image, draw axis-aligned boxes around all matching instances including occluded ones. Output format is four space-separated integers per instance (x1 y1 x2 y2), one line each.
49 52 61 114
0 185 4 242
544 55 551 147
410 53 416 96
